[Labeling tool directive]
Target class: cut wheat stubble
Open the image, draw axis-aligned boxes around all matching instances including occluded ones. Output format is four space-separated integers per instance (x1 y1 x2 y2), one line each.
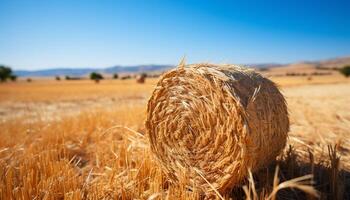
146 63 289 195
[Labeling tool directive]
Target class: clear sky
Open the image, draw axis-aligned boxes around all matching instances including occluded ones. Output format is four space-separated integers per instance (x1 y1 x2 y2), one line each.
1 0 350 70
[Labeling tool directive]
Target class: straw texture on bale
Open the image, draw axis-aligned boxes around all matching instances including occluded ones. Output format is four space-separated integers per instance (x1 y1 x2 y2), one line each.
146 63 289 194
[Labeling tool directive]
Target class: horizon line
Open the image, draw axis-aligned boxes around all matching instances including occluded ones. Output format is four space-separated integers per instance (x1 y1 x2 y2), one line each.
7 54 350 71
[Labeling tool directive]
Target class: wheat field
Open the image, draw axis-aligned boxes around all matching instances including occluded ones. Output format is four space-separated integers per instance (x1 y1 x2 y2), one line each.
0 75 349 199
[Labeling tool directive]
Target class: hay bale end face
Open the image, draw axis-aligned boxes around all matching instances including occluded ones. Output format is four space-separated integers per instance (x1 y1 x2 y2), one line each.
146 63 289 194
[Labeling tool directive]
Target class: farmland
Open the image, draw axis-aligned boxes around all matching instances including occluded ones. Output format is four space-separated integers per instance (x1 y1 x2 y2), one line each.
0 75 350 199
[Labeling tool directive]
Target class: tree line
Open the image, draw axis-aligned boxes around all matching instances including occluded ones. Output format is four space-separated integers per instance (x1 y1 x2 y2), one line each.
0 65 17 82
1 65 350 83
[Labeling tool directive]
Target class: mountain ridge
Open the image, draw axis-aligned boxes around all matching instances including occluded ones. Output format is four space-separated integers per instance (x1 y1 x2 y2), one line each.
13 56 350 77
14 65 174 77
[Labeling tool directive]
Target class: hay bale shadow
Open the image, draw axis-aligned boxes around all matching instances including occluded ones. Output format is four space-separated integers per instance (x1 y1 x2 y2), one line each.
229 145 350 199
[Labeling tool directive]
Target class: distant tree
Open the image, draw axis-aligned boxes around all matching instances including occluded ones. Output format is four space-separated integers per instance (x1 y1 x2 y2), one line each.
259 67 269 72
141 73 147 78
113 73 119 79
10 75 17 82
26 78 32 82
121 75 131 80
90 72 104 83
340 65 350 77
55 76 61 81
65 75 71 80
0 65 14 82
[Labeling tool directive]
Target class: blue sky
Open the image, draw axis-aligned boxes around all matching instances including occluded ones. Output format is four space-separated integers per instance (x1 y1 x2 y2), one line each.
1 0 350 70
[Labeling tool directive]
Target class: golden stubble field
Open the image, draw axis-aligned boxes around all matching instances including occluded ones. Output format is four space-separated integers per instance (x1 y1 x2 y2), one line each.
0 75 349 199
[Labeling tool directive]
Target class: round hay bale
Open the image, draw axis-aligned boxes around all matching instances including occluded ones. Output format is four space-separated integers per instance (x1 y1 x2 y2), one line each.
146 63 289 194
136 74 146 84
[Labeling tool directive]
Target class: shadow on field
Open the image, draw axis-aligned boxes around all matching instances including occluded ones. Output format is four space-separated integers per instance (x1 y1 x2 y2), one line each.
229 145 350 200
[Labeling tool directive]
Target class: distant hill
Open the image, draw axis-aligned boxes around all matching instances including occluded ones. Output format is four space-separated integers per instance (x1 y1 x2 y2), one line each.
316 56 350 69
248 63 283 69
266 56 350 75
104 65 173 74
14 65 173 77
14 68 98 77
13 56 350 77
